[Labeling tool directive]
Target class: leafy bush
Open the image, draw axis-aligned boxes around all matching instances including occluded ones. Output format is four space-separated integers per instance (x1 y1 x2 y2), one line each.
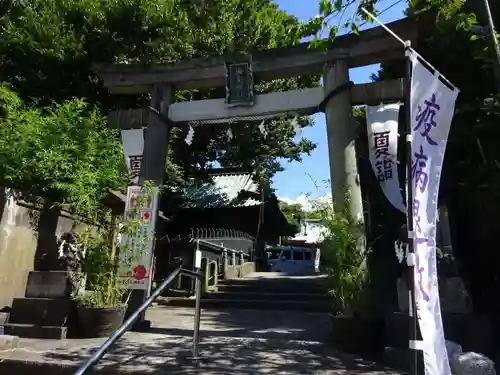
72 225 129 309
0 0 318 187
314 196 369 316
0 84 127 221
72 185 156 308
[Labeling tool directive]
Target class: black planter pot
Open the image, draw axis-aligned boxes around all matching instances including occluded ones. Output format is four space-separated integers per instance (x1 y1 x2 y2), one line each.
330 314 386 359
77 306 126 338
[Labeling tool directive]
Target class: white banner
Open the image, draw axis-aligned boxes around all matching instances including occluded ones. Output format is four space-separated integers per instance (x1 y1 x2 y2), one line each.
409 49 459 375
119 186 159 290
121 129 145 184
366 104 405 212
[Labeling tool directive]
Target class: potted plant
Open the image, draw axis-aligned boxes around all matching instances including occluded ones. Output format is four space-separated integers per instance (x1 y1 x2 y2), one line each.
71 226 129 338
71 186 153 338
314 196 384 358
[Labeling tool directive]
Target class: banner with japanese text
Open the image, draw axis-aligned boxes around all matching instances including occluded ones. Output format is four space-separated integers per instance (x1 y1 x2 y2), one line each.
409 49 459 375
366 104 405 212
121 129 145 185
118 186 159 291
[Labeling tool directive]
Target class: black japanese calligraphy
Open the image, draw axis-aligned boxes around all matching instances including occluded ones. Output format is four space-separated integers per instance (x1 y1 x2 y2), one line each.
128 155 142 180
372 131 394 182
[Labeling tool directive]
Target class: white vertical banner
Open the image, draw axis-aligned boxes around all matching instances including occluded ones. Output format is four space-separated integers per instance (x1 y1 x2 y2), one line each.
409 49 459 375
366 104 406 212
121 129 145 184
119 186 159 290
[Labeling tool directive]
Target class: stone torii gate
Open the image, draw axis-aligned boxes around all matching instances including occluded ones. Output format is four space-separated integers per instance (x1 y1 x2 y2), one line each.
96 17 417 317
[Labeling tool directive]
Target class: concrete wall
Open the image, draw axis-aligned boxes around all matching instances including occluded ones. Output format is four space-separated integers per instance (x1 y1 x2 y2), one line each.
223 261 256 279
0 190 79 309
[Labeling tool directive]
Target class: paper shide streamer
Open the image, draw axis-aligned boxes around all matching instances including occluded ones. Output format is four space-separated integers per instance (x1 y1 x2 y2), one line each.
394 240 407 264
185 125 195 145
290 116 301 136
258 120 268 139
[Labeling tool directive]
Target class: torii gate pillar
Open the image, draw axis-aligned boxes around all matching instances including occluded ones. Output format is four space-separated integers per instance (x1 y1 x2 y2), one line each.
128 83 174 329
323 60 365 230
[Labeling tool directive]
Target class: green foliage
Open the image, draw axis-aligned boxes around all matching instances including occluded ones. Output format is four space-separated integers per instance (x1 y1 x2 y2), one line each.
73 184 155 308
279 202 306 228
307 0 480 51
72 227 128 308
372 2 500 189
0 84 127 221
0 0 318 188
313 196 369 316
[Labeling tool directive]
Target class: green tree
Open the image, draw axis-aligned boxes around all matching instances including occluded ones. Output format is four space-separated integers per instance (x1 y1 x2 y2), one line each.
308 0 498 91
307 0 478 45
309 0 500 317
0 84 127 220
366 1 500 188
0 0 317 191
279 202 306 228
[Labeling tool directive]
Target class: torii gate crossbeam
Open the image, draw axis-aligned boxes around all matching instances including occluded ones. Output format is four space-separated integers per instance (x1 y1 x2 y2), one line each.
97 16 418 325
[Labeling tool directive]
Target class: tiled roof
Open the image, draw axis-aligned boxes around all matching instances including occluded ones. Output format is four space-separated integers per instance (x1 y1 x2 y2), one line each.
181 171 261 209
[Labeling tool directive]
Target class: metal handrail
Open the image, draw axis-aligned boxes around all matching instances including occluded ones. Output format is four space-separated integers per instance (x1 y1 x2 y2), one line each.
197 239 250 257
74 266 203 375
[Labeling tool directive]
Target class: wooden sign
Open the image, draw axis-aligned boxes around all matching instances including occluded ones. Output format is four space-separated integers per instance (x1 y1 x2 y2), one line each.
224 54 254 107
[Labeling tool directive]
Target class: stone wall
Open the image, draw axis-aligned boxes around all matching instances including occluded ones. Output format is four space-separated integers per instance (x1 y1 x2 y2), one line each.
0 190 80 309
223 262 256 279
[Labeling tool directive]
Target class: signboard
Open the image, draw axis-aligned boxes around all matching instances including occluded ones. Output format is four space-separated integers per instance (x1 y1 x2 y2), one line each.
121 128 145 184
409 49 459 375
118 185 159 290
224 55 254 107
365 103 406 212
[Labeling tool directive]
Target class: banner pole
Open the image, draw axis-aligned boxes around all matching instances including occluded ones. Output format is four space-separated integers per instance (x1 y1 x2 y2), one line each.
481 0 500 91
404 45 419 375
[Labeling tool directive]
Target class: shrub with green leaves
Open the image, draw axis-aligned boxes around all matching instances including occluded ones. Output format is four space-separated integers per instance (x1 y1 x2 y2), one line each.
314 196 369 316
72 184 156 309
72 226 129 309
0 84 127 221
0 0 319 188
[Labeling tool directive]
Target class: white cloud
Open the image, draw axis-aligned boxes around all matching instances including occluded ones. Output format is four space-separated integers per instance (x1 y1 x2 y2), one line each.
278 193 332 212
279 194 311 211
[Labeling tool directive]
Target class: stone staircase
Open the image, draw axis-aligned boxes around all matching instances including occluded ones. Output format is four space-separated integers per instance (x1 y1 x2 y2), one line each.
161 272 332 313
3 271 77 339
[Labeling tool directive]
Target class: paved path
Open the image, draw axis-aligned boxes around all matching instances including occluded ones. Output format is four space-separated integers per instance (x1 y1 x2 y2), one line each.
0 306 405 374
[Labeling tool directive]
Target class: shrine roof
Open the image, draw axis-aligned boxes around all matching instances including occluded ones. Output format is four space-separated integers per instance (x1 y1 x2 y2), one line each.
180 170 261 209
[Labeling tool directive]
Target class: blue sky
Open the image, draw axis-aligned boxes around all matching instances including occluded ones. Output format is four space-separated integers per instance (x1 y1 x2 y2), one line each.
272 0 407 203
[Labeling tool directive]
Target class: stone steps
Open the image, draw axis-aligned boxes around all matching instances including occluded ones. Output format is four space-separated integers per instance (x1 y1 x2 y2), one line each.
4 323 67 340
216 279 326 294
204 291 330 301
8 297 72 326
160 296 331 312
160 273 330 312
5 296 71 339
6 296 74 339
4 271 79 340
